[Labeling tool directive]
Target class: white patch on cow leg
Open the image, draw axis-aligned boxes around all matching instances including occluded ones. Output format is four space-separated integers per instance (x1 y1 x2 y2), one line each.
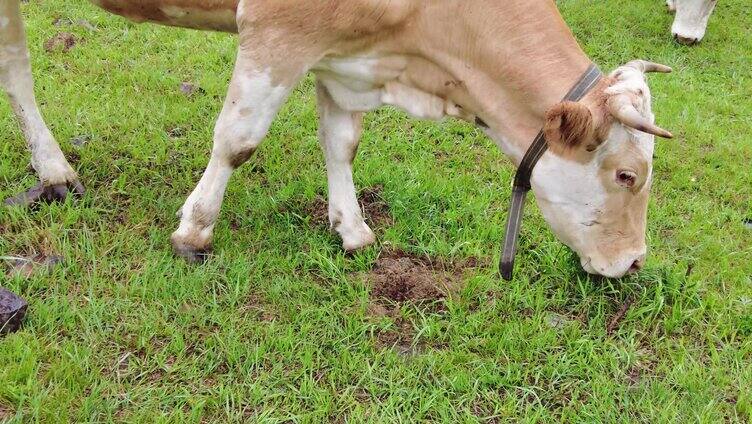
171 55 294 254
0 0 76 186
316 82 375 251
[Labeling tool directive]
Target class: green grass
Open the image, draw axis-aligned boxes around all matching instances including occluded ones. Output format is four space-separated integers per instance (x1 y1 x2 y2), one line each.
1 0 751 422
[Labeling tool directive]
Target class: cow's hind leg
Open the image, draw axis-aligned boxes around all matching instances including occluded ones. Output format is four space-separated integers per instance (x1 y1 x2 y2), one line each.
316 82 375 251
171 51 308 262
1 0 83 206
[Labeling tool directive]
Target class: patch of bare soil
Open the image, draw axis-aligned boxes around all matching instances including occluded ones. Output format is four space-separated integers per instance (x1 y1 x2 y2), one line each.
369 252 459 305
359 185 393 228
364 250 482 352
289 185 394 230
302 195 329 227
0 404 13 421
44 32 77 53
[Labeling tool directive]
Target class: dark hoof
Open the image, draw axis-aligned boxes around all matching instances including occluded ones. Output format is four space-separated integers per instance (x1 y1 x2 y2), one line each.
673 34 699 45
1 288 28 335
172 244 211 264
4 180 85 207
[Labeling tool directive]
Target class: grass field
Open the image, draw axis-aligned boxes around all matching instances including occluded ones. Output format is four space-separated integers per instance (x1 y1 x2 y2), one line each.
1 0 751 422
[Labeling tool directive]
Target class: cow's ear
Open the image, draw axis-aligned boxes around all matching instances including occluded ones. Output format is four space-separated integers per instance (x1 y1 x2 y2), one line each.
543 101 595 154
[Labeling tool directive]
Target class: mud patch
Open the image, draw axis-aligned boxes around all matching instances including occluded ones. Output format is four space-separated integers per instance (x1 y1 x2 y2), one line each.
373 312 417 355
364 250 481 352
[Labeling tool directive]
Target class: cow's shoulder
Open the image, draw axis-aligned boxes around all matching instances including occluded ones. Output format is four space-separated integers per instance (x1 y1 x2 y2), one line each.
340 0 418 30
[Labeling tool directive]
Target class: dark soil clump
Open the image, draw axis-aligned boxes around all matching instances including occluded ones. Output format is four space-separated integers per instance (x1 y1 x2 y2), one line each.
0 288 28 335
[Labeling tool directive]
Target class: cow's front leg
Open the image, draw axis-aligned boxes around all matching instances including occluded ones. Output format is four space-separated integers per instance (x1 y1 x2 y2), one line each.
171 52 303 262
316 82 375 251
1 0 83 206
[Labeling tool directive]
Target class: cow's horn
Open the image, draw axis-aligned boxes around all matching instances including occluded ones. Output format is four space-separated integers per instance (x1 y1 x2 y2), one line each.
626 60 672 73
608 96 674 139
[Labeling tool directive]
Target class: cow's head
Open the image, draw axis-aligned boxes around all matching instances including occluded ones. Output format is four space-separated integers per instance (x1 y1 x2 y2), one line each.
531 61 672 278
669 0 717 45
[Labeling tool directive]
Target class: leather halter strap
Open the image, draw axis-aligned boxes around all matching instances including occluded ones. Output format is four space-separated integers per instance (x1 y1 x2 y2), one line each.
500 64 603 281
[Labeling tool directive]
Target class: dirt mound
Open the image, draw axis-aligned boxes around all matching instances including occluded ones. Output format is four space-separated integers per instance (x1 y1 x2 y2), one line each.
367 250 482 304
369 252 457 304
364 250 482 352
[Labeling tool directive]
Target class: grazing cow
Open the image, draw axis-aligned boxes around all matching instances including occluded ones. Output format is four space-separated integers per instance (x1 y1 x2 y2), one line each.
666 0 718 44
2 0 674 278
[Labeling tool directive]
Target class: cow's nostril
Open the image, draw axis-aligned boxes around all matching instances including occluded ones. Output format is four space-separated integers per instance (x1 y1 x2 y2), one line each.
627 257 645 274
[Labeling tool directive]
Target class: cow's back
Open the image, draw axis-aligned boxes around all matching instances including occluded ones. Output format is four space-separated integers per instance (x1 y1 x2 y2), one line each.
92 0 239 32
90 0 422 35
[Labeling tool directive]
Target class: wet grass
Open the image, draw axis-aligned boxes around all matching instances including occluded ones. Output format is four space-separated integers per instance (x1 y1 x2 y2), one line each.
1 0 751 422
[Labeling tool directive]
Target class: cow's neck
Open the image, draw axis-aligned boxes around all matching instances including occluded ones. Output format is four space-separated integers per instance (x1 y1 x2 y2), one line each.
414 1 594 165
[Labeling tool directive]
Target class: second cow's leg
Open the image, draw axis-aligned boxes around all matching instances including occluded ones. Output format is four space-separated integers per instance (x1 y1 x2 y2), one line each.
0 0 83 206
316 82 376 251
171 51 305 261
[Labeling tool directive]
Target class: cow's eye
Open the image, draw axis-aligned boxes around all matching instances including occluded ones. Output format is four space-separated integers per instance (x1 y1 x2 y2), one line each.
615 169 638 189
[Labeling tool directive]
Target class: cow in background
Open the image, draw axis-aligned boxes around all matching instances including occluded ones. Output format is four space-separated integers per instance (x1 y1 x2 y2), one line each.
666 0 718 44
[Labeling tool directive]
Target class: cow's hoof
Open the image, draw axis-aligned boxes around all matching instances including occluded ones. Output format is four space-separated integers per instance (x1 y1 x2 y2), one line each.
4 180 85 207
172 244 211 264
673 34 699 45
341 223 376 252
171 234 212 264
